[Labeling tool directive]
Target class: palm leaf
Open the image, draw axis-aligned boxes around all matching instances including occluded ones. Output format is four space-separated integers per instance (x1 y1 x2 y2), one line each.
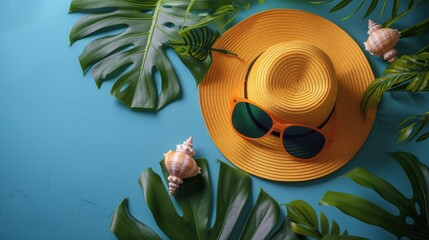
311 0 419 19
418 44 429 54
69 0 258 111
311 0 428 34
320 152 429 240
382 0 426 28
379 0 387 18
396 111 429 143
361 52 429 112
111 158 302 239
392 0 400 18
169 27 237 84
342 0 366 20
181 5 240 34
364 0 379 19
310 0 334 4
285 200 367 240
181 0 263 33
329 0 353 13
401 17 429 37
417 131 429 141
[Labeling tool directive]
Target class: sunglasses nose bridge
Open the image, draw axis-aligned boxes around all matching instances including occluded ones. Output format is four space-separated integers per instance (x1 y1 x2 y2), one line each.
272 122 285 133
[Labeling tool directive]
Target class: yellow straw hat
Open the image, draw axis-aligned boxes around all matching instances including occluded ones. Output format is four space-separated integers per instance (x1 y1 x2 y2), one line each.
199 9 376 181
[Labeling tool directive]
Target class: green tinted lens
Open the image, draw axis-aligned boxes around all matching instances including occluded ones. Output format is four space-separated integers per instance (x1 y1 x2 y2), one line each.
232 102 273 138
282 126 325 159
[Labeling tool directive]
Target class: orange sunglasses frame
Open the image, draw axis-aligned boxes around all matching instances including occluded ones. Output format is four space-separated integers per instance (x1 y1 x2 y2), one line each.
229 74 336 161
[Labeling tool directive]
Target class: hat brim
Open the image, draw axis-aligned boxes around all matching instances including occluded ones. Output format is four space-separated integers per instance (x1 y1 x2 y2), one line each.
199 9 376 181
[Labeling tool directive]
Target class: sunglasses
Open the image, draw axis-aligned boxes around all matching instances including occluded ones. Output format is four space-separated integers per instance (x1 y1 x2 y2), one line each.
229 59 335 160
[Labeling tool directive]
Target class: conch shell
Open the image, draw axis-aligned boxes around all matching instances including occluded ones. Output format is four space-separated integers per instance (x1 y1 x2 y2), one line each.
164 137 201 195
364 19 401 62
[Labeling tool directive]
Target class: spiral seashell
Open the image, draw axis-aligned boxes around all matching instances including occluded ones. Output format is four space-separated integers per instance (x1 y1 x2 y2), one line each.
164 137 201 195
364 19 401 62
367 19 382 35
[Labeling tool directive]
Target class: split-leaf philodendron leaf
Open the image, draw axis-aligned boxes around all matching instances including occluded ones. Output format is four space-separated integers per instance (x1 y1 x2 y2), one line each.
69 0 260 111
320 152 429 240
111 158 302 240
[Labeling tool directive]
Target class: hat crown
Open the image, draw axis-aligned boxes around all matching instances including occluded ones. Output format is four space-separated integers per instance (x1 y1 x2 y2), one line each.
247 41 337 126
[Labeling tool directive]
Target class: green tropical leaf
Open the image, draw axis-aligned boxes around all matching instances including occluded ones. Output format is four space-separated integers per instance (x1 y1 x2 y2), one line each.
169 27 237 84
382 0 426 28
392 0 400 18
286 200 319 229
401 17 429 37
361 52 429 112
111 198 162 240
322 235 368 240
310 0 334 4
329 0 352 13
320 152 429 240
342 0 365 20
364 0 379 19
285 200 365 239
417 131 429 141
289 221 321 239
312 0 428 33
271 217 306 240
181 5 240 34
238 190 280 240
396 122 417 143
205 160 250 239
396 112 429 143
320 212 329 236
330 220 340 235
181 0 263 33
409 0 416 9
111 158 300 240
418 44 429 54
379 0 388 18
69 0 258 111
313 0 419 18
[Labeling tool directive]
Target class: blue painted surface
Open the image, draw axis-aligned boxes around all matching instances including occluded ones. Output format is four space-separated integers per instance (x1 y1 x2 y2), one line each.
0 0 428 239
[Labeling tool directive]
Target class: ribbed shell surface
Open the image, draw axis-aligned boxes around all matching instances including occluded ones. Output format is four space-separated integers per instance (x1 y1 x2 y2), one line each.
164 151 200 179
365 28 400 55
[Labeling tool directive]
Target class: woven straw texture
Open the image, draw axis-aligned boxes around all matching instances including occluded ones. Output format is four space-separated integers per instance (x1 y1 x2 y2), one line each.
247 41 337 127
199 9 376 181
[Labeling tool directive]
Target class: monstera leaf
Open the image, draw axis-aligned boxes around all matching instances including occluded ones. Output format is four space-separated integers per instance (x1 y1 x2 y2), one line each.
285 200 366 240
69 0 260 110
111 158 302 240
361 52 429 111
321 152 429 240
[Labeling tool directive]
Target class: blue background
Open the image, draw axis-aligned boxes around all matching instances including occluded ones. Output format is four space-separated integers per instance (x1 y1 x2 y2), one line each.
1 0 428 239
